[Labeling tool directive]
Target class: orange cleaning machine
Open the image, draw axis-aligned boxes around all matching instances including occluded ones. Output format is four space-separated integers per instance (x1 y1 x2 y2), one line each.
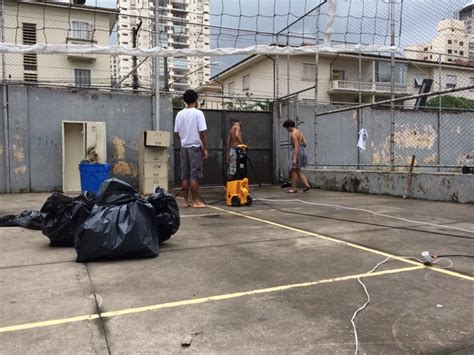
226 144 253 207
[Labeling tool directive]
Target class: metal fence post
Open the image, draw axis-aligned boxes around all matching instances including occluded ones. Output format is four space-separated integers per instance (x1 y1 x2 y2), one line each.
314 52 319 168
154 0 160 130
389 0 396 171
437 58 442 172
1 0 10 193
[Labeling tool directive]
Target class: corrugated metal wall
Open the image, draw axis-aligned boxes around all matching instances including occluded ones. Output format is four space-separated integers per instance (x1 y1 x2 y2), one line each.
173 108 274 186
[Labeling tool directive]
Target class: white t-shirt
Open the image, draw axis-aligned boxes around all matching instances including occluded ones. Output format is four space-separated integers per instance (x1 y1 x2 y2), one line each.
174 108 207 148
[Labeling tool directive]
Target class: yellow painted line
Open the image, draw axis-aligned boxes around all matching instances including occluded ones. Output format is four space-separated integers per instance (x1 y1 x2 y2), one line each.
0 265 422 334
0 314 100 333
208 205 474 282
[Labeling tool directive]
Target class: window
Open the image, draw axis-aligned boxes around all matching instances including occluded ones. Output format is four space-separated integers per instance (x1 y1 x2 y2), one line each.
302 63 315 81
228 81 235 94
242 75 250 90
460 41 464 46
23 53 37 71
375 61 407 84
22 23 37 72
22 23 36 45
24 72 38 83
470 77 474 92
447 49 452 54
71 21 93 40
331 69 345 80
448 40 452 44
445 75 457 89
74 69 91 87
460 51 464 56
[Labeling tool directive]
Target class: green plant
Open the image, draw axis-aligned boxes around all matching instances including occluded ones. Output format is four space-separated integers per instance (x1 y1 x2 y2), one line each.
426 95 474 110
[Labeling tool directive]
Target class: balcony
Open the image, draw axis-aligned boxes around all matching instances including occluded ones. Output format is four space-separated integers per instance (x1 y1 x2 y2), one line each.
171 0 187 10
330 80 408 95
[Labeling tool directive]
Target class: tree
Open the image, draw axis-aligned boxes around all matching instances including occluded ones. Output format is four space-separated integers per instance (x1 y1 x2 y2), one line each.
426 95 474 110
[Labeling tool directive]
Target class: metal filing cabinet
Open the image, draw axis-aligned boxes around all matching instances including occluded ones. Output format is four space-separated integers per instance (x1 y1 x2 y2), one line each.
138 131 170 194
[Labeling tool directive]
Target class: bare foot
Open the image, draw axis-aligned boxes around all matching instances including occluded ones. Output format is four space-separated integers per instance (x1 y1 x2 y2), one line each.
182 202 190 208
192 202 207 208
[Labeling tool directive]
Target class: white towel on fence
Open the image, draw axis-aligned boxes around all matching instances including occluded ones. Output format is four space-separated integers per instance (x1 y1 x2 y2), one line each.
358 128 368 150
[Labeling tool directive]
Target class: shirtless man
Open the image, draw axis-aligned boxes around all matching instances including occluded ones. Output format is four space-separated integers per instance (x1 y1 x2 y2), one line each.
283 119 311 193
226 119 243 178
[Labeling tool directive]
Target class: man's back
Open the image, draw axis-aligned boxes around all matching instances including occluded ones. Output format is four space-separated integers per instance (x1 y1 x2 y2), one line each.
228 124 242 147
174 108 207 148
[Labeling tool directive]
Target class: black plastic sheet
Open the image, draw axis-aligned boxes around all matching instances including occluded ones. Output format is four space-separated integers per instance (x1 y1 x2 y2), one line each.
147 187 180 243
41 192 94 247
0 210 42 230
75 178 159 262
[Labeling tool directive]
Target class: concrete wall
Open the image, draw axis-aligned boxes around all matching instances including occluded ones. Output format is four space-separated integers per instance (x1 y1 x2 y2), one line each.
305 169 474 204
274 101 474 203
0 85 173 193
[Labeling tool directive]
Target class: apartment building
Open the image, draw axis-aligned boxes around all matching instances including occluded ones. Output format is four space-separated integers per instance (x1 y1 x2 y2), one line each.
459 1 474 34
115 0 210 91
1 0 117 87
208 52 474 107
405 19 473 65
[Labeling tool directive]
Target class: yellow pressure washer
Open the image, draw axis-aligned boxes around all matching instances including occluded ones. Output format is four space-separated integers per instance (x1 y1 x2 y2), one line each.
226 144 253 207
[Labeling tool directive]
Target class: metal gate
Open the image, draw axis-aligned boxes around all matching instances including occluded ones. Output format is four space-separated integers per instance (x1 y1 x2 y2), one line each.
173 109 274 186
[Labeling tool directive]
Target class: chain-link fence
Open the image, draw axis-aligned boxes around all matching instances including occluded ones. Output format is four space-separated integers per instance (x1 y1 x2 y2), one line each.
278 97 474 177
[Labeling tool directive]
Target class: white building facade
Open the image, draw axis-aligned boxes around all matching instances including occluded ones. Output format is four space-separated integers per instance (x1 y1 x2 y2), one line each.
209 53 474 108
1 0 117 87
115 0 210 92
405 19 473 65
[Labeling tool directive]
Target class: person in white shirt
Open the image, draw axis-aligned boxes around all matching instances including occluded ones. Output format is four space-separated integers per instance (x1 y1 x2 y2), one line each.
174 90 208 208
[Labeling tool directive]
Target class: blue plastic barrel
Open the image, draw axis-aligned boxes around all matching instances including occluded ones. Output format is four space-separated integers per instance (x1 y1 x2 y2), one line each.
78 163 112 195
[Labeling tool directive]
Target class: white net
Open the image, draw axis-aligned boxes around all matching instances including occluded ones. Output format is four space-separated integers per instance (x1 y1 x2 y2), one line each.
0 0 472 95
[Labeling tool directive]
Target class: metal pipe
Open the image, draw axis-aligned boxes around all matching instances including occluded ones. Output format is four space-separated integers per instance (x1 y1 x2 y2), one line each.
314 52 319 168
1 0 10 193
275 1 328 36
437 57 442 172
357 52 362 170
115 57 149 88
154 0 160 130
389 0 396 171
315 84 474 117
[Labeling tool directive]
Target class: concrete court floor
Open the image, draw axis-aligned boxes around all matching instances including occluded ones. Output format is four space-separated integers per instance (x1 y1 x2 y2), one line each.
0 187 473 354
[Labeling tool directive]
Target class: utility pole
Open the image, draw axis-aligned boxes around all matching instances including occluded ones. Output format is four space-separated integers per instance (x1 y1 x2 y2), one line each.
132 20 142 92
154 0 161 130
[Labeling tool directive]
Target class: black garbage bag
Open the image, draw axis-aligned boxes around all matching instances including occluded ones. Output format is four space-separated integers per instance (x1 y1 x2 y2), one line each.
0 210 42 230
462 166 473 174
75 178 159 262
147 187 180 243
41 192 95 247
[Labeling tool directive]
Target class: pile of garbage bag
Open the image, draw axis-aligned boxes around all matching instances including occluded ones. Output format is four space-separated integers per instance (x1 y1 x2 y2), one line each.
41 192 95 247
0 178 180 262
147 187 180 243
0 210 42 230
75 179 160 262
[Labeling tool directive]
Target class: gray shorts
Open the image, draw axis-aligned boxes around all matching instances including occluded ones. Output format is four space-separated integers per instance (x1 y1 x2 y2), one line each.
180 146 204 181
